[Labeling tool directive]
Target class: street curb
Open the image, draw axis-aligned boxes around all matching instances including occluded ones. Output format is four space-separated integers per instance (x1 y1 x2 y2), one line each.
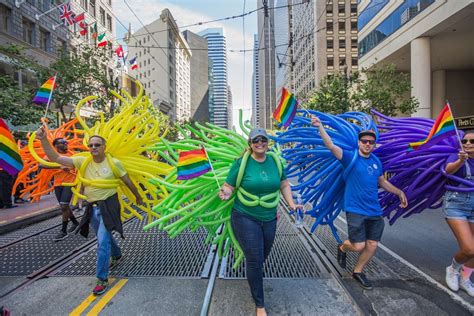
0 206 61 235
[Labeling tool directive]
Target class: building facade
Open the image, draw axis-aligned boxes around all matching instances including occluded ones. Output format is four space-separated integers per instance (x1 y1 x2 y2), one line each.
197 28 229 128
251 33 260 127
182 30 209 123
0 0 116 116
257 0 276 129
358 0 474 118
227 84 233 128
128 8 191 122
290 0 358 100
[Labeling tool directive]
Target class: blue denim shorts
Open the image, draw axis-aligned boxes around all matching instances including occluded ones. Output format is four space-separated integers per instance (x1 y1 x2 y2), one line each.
443 191 474 223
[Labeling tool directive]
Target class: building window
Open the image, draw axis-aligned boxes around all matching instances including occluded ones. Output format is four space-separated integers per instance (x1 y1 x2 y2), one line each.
57 39 67 55
327 38 333 50
351 3 357 15
39 28 50 52
108 0 112 6
38 0 50 10
327 56 334 67
351 20 357 32
80 0 88 10
339 38 346 49
99 7 105 26
326 20 333 32
351 57 358 67
338 20 345 32
22 18 34 45
351 38 357 49
89 0 96 17
0 5 12 33
338 3 345 15
326 2 333 15
107 14 112 32
339 56 346 67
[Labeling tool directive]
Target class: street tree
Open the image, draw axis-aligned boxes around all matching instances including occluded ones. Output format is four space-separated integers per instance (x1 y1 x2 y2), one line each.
305 64 419 116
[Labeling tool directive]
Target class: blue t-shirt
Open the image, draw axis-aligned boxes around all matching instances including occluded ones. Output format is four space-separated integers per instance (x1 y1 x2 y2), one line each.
339 150 383 216
445 154 474 186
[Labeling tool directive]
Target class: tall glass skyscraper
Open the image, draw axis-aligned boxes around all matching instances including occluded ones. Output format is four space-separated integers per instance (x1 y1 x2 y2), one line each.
198 28 229 128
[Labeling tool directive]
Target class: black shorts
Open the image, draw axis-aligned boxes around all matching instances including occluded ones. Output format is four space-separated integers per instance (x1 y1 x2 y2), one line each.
346 212 385 243
54 186 73 205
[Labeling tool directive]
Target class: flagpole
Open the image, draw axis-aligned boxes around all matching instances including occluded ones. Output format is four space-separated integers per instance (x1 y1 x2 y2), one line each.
35 2 64 20
446 101 464 150
42 74 57 123
202 145 221 190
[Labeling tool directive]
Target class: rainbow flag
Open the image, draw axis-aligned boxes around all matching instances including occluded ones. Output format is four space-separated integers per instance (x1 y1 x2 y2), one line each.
273 87 298 128
409 103 456 150
32 76 56 105
176 147 212 180
0 119 23 175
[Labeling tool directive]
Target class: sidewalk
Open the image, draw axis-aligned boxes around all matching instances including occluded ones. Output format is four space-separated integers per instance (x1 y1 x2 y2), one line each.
0 194 59 234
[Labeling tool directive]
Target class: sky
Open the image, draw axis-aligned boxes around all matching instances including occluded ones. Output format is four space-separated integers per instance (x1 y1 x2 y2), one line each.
113 0 258 128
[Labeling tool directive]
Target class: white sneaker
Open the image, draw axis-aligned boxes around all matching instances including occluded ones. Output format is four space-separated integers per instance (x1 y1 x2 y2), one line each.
459 278 474 297
445 266 460 291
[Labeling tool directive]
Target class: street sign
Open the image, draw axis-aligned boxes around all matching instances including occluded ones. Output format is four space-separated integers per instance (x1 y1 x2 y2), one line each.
455 115 474 130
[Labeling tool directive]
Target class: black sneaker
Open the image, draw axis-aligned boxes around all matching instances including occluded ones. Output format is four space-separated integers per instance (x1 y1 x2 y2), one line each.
337 244 347 269
352 272 373 290
53 231 68 241
68 222 79 234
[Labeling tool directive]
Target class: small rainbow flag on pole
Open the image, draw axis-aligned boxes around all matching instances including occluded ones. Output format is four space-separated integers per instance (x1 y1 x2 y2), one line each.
273 87 298 129
32 76 57 105
409 103 457 150
0 118 23 175
176 147 212 180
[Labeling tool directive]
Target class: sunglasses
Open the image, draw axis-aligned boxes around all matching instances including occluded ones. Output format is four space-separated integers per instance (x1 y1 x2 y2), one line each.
360 139 376 145
251 136 268 144
56 141 68 145
88 143 103 148
461 139 474 145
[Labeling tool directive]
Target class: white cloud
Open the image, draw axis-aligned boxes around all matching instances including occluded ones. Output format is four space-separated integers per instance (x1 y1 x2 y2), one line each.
113 0 255 130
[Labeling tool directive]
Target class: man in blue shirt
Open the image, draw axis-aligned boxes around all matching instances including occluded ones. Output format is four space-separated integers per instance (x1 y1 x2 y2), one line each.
311 116 408 290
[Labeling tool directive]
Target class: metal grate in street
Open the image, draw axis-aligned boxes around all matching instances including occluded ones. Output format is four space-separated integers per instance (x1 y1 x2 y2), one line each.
0 233 94 276
306 217 392 278
219 207 325 279
54 219 211 278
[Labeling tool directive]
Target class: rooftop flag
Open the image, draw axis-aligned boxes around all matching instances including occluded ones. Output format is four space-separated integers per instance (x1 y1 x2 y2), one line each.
0 118 23 176
176 147 212 180
273 87 298 129
32 76 57 105
409 103 456 150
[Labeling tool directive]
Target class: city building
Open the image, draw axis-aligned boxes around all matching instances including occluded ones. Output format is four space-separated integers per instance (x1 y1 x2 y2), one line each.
251 34 261 127
274 0 290 95
358 0 474 119
182 30 209 123
197 28 229 128
127 8 191 122
0 0 117 116
227 84 233 128
256 0 276 129
290 0 358 100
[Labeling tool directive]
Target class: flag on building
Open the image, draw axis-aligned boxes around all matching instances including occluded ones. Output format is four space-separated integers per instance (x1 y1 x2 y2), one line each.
91 22 98 39
273 87 298 129
59 1 75 26
97 33 107 47
32 76 57 105
176 147 212 180
409 103 457 150
115 45 124 58
129 57 138 70
0 119 23 176
78 21 88 36
73 12 85 23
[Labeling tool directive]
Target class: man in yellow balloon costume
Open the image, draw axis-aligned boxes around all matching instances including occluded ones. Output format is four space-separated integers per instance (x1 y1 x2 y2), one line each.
36 127 143 295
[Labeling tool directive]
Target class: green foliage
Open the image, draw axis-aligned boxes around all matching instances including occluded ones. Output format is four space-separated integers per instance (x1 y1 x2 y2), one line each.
305 64 419 116
0 44 115 125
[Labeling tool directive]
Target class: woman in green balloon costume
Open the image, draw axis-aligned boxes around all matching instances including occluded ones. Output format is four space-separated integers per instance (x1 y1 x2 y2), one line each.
218 127 301 316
